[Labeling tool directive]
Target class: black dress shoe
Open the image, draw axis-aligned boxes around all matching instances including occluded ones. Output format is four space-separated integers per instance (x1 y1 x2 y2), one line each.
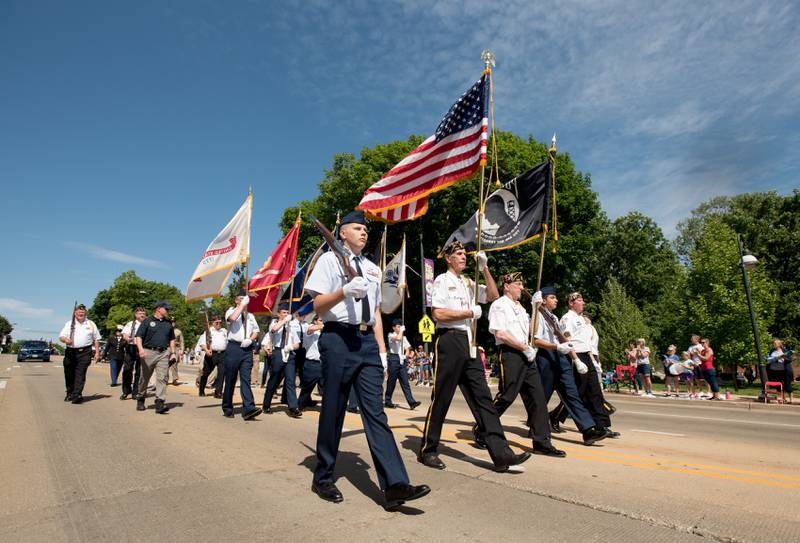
417 453 446 470
604 428 621 439
550 421 566 434
243 408 262 420
582 426 609 446
262 406 272 414
409 400 421 410
119 393 129 400
346 406 360 414
198 391 206 397
532 442 567 458
213 393 222 399
70 395 83 404
223 411 234 418
136 399 146 411
384 402 397 409
287 408 303 418
154 400 169 414
384 483 431 510
494 451 532 472
305 399 318 408
64 393 70 402
471 424 487 450
312 481 343 503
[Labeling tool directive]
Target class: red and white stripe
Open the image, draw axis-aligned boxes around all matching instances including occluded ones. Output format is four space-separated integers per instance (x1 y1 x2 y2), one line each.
358 118 487 223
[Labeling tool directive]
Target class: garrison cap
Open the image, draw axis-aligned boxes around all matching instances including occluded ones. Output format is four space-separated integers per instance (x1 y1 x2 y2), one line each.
154 300 173 310
540 286 557 297
567 291 583 303
278 302 289 312
442 240 465 256
76 303 87 310
500 271 524 284
392 319 403 326
340 210 367 227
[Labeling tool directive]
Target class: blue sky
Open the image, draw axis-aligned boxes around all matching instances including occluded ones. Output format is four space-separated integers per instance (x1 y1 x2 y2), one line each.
2 0 798 340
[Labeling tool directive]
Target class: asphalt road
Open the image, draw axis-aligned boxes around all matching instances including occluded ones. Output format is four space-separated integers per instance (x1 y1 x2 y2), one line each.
1 354 798 543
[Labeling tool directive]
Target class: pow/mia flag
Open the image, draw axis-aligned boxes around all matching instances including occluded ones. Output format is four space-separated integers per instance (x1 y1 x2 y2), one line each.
444 161 551 253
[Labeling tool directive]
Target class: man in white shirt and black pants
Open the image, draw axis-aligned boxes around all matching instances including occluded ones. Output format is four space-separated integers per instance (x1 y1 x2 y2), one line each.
473 272 566 457
305 210 429 509
58 303 101 403
385 319 420 410
222 292 261 421
263 303 302 417
297 314 324 410
418 241 531 473
197 315 227 398
120 307 146 400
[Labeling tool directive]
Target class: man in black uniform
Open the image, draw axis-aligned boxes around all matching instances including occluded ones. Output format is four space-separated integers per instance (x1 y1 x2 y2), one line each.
134 300 176 414
120 307 146 400
305 210 429 509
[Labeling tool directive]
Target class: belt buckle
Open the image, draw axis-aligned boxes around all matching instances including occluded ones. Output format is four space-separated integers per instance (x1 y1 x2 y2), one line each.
359 324 368 332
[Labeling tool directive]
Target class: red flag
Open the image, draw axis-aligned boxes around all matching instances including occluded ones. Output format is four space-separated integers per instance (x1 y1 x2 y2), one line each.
247 221 301 315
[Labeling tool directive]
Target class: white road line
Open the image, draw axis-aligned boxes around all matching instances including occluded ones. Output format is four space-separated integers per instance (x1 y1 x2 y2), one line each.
631 429 685 437
54 365 63 368
0 381 7 389
35 365 42 367
624 410 800 429
13 365 20 368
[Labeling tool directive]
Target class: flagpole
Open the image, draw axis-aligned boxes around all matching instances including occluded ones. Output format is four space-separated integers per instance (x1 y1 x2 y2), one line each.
288 210 302 314
529 136 557 345
472 50 495 350
243 187 253 338
401 235 406 325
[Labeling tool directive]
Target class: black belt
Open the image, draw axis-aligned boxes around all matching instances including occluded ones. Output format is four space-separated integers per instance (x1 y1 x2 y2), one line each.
144 346 168 352
499 344 524 354
437 328 467 336
66 346 91 352
212 350 225 353
323 322 373 334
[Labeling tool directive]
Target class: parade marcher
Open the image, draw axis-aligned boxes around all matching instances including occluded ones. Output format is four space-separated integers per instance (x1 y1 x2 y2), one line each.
305 210 429 508
58 303 101 403
297 315 324 410
120 307 146 400
385 319 421 410
418 241 531 472
472 272 565 457
262 303 302 417
169 318 184 385
533 287 609 445
197 315 227 398
549 292 615 435
134 301 176 414
105 325 126 386
259 332 272 387
222 292 262 420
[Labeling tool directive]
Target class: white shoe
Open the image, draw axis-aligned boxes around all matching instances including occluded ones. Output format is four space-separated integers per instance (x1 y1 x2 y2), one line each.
645 393 655 398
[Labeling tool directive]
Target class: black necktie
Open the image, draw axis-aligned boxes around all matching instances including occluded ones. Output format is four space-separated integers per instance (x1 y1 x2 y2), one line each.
352 257 371 324
277 321 287 349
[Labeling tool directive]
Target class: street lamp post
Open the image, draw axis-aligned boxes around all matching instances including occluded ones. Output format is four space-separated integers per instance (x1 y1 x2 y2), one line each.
737 234 767 399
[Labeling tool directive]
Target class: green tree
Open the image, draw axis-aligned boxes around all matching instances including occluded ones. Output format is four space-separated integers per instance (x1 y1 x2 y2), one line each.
684 218 777 370
0 314 12 338
595 277 650 368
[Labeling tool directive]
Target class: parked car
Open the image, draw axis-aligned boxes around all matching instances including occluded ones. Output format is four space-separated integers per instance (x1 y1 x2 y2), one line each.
17 340 51 362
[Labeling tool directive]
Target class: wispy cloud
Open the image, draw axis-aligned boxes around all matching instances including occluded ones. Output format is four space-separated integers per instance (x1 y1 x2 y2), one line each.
63 241 167 269
0 298 56 318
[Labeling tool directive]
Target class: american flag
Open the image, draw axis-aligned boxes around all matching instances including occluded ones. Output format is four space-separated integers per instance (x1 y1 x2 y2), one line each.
357 75 489 223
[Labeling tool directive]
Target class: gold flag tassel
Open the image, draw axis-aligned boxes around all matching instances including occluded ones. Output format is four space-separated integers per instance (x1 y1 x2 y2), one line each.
548 135 558 254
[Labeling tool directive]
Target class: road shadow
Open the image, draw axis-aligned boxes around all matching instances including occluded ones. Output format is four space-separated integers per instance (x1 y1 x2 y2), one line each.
399 435 495 472
298 443 424 515
81 394 111 403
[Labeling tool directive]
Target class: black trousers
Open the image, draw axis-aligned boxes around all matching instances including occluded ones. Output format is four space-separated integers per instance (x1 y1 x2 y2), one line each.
298 358 321 408
263 349 298 410
121 347 141 396
419 329 514 465
385 353 416 406
64 346 92 398
550 352 611 428
477 346 551 444
314 323 408 490
199 351 225 396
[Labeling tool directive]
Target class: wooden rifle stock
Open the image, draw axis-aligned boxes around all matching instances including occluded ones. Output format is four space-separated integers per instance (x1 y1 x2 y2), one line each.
538 306 570 344
69 300 77 344
310 216 358 280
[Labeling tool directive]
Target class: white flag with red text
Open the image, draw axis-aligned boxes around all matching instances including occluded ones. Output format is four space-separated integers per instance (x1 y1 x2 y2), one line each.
185 195 251 302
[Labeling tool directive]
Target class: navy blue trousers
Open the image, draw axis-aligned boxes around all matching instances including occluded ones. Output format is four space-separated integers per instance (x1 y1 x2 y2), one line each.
314 324 409 490
298 358 322 408
222 342 256 416
385 353 416 406
263 350 298 409
535 348 595 432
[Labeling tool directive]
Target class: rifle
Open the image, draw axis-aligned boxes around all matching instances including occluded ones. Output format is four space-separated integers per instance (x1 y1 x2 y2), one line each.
310 216 358 280
204 311 212 354
537 306 570 344
68 300 77 346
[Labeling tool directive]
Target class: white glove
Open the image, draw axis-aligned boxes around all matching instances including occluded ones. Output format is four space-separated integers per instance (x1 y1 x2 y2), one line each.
399 325 405 333
523 345 536 362
240 295 250 307
574 358 589 374
343 276 369 299
379 352 388 371
556 342 573 354
475 251 488 272
282 346 290 359
471 305 483 320
240 338 252 348
532 290 542 304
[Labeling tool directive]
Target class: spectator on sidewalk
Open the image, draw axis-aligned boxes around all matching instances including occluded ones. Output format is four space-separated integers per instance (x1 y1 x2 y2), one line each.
767 339 794 404
634 338 654 397
679 351 696 398
664 345 680 397
698 338 721 400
